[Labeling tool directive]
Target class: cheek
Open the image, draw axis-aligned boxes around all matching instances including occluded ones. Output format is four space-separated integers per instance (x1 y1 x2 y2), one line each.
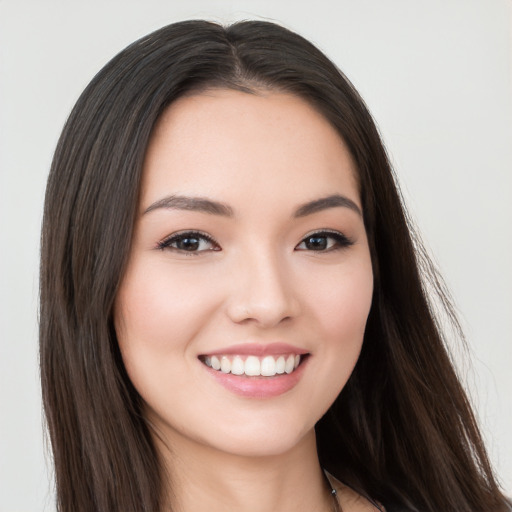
114 260 221 355
298 256 373 396
113 260 223 419
304 260 374 343
328 280 372 343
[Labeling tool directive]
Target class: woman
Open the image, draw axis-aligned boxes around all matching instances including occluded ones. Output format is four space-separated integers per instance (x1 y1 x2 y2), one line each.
40 20 509 512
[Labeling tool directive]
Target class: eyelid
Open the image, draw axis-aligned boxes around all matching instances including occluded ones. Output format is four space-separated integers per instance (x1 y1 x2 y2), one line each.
156 230 220 253
155 228 352 253
301 228 349 239
295 229 354 251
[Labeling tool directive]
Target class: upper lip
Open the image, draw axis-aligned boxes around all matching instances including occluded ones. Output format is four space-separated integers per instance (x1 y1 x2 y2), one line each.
200 342 309 357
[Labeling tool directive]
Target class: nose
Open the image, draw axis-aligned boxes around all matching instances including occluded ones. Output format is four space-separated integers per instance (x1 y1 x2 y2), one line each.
225 248 300 328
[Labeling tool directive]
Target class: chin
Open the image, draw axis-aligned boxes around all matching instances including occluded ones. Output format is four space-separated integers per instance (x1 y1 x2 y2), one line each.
206 425 315 459
149 404 318 461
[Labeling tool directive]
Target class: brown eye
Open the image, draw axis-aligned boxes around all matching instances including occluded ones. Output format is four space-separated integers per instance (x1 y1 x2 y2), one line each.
157 231 219 253
295 231 353 252
303 235 329 250
174 235 202 251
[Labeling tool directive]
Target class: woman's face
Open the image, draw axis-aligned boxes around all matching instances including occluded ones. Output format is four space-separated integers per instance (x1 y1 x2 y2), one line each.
114 89 373 458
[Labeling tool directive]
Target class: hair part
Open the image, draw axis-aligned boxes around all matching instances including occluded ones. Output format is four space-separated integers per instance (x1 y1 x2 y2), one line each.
40 19 509 512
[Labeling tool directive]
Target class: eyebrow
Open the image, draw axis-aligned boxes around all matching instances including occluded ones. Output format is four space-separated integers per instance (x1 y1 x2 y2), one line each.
143 193 362 218
144 195 234 216
294 194 362 218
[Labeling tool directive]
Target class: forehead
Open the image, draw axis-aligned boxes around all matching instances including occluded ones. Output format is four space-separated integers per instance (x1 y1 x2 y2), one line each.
141 89 360 212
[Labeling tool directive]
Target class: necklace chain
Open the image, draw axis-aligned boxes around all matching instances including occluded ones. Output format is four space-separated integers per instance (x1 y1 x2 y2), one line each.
330 487 341 512
324 470 341 512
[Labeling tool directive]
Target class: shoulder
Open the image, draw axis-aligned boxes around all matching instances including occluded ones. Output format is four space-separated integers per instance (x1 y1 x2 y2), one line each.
328 473 385 512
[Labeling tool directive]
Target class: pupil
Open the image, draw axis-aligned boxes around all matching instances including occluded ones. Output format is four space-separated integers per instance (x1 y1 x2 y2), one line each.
306 236 327 250
179 237 200 251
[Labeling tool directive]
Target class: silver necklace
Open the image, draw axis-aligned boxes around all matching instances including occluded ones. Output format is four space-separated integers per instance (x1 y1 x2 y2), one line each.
324 473 385 512
323 470 341 512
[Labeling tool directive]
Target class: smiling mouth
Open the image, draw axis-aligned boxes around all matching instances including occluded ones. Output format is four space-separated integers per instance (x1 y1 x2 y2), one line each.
199 354 308 377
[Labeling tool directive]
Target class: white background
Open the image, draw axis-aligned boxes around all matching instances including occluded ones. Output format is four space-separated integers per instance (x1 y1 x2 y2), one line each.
0 1 510 510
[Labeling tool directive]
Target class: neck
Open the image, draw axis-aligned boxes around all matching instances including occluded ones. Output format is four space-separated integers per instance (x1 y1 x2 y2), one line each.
156 429 333 512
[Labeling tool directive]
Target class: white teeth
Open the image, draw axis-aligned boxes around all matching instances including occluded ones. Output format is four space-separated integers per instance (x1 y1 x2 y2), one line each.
260 355 276 376
244 356 261 376
231 356 244 375
203 354 304 377
211 355 221 370
276 356 286 374
220 356 231 373
285 355 295 374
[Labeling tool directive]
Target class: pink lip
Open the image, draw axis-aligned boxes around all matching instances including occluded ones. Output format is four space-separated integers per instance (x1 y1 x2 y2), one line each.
200 353 310 399
201 342 309 357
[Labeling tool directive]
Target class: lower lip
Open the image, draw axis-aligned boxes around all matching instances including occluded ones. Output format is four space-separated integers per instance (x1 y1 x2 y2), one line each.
203 358 308 399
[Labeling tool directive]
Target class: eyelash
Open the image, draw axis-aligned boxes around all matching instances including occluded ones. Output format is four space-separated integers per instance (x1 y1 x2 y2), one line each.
295 230 354 252
156 229 353 255
157 231 220 254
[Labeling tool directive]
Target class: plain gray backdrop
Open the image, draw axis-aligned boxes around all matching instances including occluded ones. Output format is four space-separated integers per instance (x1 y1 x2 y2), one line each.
0 1 510 510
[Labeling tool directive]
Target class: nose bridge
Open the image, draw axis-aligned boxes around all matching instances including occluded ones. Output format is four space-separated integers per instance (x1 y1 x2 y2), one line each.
227 242 299 326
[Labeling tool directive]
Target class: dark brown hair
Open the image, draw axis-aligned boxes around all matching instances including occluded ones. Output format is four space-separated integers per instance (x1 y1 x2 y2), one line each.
40 20 509 512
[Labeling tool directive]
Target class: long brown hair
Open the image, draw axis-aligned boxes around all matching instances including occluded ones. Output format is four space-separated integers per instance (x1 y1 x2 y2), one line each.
40 20 509 512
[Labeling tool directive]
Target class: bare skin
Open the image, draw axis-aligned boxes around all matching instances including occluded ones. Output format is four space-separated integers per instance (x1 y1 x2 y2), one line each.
115 90 377 512
158 430 333 512
329 475 385 512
